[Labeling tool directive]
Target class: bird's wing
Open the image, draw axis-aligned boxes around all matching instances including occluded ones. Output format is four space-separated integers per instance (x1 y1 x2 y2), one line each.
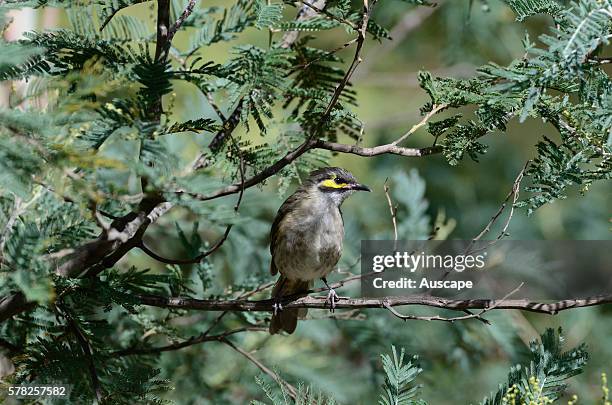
269 190 303 275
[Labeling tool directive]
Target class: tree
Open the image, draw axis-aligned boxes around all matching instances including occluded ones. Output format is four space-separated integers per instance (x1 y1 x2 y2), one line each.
0 0 610 403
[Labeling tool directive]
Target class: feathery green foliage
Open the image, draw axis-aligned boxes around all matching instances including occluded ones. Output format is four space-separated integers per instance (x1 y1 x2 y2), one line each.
481 328 589 405
419 0 611 212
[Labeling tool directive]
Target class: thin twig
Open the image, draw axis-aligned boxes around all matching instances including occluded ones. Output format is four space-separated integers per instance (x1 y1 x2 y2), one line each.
392 103 447 145
469 161 530 247
167 0 197 43
383 179 398 245
63 310 104 403
292 38 359 71
299 0 357 30
112 327 266 357
357 2 442 78
99 0 152 31
318 0 374 123
281 0 329 49
384 283 524 322
221 338 298 400
139 143 246 265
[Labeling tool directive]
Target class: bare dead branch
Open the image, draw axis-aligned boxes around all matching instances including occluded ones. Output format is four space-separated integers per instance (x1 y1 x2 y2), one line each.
392 104 447 145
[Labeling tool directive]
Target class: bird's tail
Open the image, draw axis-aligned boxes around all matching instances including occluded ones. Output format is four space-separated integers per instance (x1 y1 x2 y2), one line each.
269 276 310 335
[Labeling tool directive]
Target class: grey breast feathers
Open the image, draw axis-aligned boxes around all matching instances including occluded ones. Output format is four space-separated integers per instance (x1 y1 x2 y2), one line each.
270 190 344 281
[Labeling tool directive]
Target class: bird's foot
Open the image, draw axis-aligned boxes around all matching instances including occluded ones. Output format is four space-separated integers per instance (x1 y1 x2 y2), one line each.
272 301 283 315
325 288 340 313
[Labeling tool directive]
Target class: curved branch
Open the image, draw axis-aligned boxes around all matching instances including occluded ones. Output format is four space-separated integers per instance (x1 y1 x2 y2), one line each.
138 224 232 265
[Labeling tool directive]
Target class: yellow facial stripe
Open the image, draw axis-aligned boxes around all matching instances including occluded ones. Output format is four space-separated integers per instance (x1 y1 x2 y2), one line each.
320 179 348 189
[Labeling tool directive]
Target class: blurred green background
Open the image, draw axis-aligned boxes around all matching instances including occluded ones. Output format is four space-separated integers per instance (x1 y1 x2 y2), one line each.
10 0 611 403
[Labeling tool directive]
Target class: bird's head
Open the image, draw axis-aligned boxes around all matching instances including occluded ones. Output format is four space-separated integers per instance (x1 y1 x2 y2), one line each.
305 167 371 206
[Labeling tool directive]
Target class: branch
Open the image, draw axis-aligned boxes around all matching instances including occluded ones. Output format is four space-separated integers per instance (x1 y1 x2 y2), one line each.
392 103 447 145
63 310 104 403
221 338 298 400
0 292 36 323
469 160 530 247
384 283 523 322
179 134 443 202
299 0 357 30
152 0 197 62
99 0 152 32
138 224 232 265
356 2 442 79
131 292 612 316
54 197 168 278
154 0 171 61
207 99 243 154
112 327 266 357
291 37 358 71
318 0 374 122
139 148 246 265
313 139 442 157
383 179 398 243
167 0 197 44
280 0 328 49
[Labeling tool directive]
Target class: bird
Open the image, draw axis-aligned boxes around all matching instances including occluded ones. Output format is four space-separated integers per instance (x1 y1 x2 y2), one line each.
268 167 371 334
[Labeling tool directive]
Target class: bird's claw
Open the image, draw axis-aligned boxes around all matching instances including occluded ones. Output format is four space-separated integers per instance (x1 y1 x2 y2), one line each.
325 288 340 313
273 301 283 315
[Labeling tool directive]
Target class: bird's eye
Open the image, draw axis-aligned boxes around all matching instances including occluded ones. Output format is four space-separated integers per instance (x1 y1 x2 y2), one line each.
334 177 344 184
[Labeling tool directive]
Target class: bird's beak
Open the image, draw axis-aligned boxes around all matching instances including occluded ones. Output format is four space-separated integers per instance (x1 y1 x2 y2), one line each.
351 182 371 192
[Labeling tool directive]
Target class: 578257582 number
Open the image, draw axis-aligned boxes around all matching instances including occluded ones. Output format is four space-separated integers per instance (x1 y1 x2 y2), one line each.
5 385 69 398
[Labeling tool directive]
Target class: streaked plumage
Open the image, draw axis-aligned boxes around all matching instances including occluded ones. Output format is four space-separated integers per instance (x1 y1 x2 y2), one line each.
269 167 370 334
